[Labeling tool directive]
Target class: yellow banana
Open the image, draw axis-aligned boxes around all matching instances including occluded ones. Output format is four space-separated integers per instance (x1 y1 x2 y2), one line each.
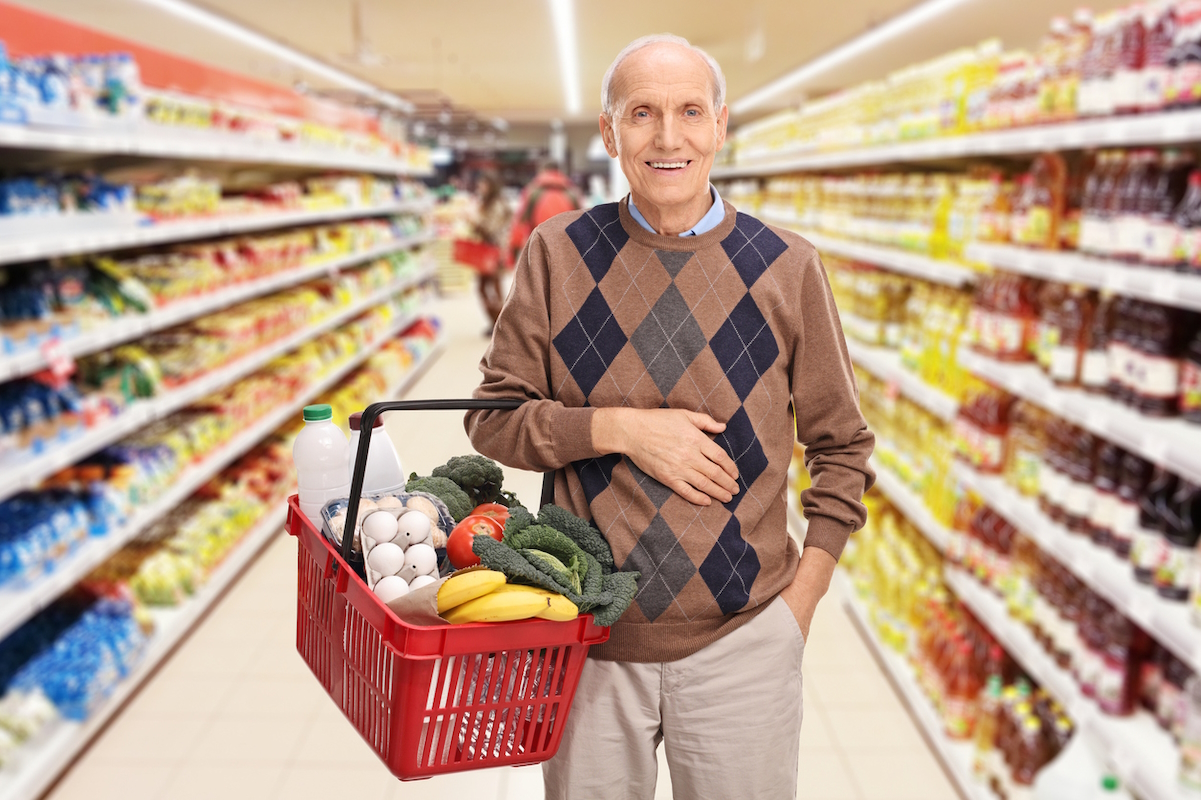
440 586 549 624
436 569 507 613
491 584 580 622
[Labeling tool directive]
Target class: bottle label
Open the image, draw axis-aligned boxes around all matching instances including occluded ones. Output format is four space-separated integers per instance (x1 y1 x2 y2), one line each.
946 529 966 565
1113 499 1140 545
1081 350 1109 389
1156 542 1197 594
1138 354 1181 399
1080 647 1103 694
1078 215 1100 252
1109 341 1131 388
1142 65 1172 110
1144 218 1180 264
994 315 1026 358
1181 360 1201 413
1013 450 1041 496
1118 214 1148 256
1178 62 1201 107
1158 681 1184 737
1065 479 1096 518
1097 659 1128 710
1049 345 1079 383
1027 206 1052 247
1089 491 1117 533
1130 525 1164 572
943 695 974 740
1114 68 1143 109
1095 77 1118 116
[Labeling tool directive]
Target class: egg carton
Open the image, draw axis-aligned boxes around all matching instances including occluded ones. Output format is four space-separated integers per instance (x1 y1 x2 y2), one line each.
319 490 454 553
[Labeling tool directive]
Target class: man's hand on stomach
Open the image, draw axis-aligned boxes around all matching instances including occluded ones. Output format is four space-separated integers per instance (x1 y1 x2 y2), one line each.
591 407 740 506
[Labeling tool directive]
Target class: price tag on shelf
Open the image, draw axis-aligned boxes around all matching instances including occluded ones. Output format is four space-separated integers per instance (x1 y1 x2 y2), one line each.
39 337 76 384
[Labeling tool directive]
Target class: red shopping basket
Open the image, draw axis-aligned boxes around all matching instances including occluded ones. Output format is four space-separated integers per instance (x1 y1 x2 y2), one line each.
286 398 608 781
452 239 501 276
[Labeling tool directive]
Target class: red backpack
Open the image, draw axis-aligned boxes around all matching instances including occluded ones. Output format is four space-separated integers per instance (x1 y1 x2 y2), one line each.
508 174 582 266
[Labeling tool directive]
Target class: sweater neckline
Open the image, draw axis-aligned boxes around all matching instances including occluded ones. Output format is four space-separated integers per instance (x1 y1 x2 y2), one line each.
617 196 737 251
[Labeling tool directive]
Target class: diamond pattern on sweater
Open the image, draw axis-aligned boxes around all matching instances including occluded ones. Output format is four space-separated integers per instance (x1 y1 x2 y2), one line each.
631 284 706 397
625 513 697 622
566 203 629 283
575 453 622 505
699 516 760 614
553 287 627 397
709 293 780 402
654 249 691 279
720 214 788 289
715 406 769 512
627 461 673 509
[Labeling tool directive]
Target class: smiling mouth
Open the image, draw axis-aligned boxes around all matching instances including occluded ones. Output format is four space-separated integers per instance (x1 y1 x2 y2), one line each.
647 160 691 172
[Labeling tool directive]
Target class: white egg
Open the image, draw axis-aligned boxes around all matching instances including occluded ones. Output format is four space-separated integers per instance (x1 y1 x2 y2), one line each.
373 575 410 604
366 542 407 576
404 543 438 575
362 511 399 543
394 511 431 548
409 575 437 591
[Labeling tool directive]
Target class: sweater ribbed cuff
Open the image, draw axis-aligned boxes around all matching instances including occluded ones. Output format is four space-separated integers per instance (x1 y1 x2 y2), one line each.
551 406 599 465
803 515 856 561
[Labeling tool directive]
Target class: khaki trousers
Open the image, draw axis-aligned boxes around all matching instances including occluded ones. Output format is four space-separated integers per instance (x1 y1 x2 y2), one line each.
544 597 805 800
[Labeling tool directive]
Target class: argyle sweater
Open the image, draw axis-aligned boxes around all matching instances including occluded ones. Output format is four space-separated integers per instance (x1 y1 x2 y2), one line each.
466 198 875 662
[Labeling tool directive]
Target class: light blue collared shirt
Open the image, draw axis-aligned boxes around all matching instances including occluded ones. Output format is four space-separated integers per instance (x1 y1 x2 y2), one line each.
628 185 724 236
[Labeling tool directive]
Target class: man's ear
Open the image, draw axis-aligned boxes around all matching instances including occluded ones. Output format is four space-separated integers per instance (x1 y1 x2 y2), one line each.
715 104 729 152
600 113 619 158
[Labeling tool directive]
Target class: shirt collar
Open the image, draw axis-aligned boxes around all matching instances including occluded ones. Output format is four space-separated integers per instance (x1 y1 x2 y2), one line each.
627 185 723 237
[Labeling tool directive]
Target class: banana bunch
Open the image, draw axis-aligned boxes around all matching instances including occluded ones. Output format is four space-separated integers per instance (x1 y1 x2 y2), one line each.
437 569 579 624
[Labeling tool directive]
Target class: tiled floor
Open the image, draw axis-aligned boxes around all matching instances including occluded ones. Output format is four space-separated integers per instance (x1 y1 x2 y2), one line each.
45 291 960 800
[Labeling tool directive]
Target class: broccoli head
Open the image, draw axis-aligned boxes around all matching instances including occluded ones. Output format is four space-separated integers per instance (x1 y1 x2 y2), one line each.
433 455 505 506
404 475 473 522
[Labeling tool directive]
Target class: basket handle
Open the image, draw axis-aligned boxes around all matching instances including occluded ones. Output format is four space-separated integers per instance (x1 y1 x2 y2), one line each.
341 398 553 564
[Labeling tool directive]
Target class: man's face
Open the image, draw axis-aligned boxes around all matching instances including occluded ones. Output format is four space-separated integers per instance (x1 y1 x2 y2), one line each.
600 44 727 218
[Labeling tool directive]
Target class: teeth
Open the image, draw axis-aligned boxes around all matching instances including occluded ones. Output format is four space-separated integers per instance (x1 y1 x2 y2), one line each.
650 162 687 169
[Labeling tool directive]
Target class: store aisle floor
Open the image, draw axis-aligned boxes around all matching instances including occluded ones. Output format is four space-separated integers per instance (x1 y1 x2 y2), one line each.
45 290 960 800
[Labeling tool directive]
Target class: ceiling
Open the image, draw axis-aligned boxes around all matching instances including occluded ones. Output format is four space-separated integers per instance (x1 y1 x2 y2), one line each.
13 0 1132 132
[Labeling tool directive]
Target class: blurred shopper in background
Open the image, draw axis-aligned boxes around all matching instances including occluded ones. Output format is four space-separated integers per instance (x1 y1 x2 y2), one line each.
507 159 583 266
471 170 511 329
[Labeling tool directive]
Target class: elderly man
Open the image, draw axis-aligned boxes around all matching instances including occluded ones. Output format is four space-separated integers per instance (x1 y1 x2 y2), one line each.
466 33 874 799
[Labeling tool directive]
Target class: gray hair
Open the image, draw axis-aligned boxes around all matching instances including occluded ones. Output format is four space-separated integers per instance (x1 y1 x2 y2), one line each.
600 34 727 119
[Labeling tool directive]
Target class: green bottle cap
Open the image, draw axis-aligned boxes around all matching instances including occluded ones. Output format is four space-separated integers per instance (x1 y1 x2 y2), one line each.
1102 775 1119 792
303 404 333 422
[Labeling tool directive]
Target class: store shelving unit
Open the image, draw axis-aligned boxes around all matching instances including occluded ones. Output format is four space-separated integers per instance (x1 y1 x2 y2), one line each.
713 107 1201 179
0 335 443 800
0 199 433 268
0 120 430 175
846 339 960 422
0 232 436 383
954 463 1201 677
837 570 993 800
870 458 952 554
965 243 1201 314
758 212 977 287
0 315 445 643
0 265 436 505
945 567 1186 800
957 348 1201 486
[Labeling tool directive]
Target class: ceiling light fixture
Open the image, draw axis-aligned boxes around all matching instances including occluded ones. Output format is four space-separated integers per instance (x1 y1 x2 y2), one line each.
133 0 414 112
731 0 980 115
548 0 582 115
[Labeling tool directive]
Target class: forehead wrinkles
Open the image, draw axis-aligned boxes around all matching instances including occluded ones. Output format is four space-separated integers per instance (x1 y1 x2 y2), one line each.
610 44 715 116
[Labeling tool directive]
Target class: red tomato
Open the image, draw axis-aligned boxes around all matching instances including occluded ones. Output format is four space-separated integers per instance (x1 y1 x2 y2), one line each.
446 514 506 568
472 503 510 523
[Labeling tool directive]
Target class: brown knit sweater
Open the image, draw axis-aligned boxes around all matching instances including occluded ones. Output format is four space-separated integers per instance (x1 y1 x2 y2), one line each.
466 198 875 662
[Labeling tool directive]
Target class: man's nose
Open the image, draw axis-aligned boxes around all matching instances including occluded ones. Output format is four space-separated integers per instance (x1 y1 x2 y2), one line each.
655 114 683 150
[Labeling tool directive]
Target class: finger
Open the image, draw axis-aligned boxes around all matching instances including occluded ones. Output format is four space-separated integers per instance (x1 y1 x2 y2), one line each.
685 411 726 433
685 468 735 504
670 478 713 507
700 440 740 483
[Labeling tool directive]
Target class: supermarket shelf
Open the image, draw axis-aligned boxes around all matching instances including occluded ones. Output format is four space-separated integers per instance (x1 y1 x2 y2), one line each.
967 242 1201 314
0 120 432 176
846 339 959 422
0 335 443 800
836 570 993 800
0 318 444 643
0 232 437 384
759 214 977 287
954 463 1201 677
0 265 437 505
712 107 1201 178
871 459 951 553
0 503 288 800
945 566 1186 800
0 199 433 267
958 348 1201 486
